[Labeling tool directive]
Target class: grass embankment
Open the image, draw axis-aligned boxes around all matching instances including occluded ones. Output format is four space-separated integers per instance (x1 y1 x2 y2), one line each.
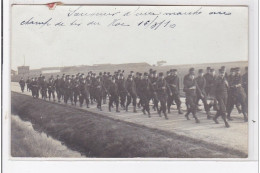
11 92 247 158
11 115 83 157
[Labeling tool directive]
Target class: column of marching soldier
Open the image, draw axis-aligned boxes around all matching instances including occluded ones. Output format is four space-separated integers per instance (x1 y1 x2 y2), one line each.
18 66 248 128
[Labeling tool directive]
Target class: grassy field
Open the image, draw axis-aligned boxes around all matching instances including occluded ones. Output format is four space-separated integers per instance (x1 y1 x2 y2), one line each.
11 114 83 157
11 92 247 158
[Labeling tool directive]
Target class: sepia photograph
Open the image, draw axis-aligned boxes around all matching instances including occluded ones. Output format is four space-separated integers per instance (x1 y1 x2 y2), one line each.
10 5 249 158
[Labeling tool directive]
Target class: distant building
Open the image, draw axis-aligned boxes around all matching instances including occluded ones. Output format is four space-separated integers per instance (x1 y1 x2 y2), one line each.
11 69 17 76
17 66 29 76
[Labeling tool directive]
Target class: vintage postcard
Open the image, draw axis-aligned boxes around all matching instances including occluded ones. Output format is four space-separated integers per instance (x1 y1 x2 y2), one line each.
10 5 248 158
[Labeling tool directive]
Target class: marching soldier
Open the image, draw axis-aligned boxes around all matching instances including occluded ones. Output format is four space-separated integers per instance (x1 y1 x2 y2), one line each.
118 73 127 109
94 76 106 111
26 77 31 92
195 69 211 119
204 67 212 96
227 67 248 122
155 72 171 119
211 69 230 128
73 78 80 105
41 77 48 100
125 75 137 113
55 75 62 102
183 68 200 123
64 76 74 105
166 69 183 114
150 70 159 112
139 72 153 117
107 77 120 112
19 77 25 93
31 77 39 98
48 77 56 101
242 66 248 97
79 78 91 108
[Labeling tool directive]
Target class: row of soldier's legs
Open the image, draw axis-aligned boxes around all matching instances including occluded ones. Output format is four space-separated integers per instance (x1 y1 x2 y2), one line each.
119 92 127 108
140 95 151 116
79 93 90 107
126 93 137 112
185 94 199 123
213 95 230 127
41 89 47 100
64 89 73 104
227 93 247 121
167 94 182 113
109 95 119 112
31 87 39 98
48 89 55 100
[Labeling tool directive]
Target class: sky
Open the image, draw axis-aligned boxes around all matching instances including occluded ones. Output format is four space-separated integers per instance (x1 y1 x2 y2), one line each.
11 5 248 70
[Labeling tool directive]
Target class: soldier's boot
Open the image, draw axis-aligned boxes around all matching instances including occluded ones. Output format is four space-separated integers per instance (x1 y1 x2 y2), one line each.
108 106 111 112
206 111 212 119
227 113 233 121
126 106 128 112
86 104 90 108
116 106 120 113
142 108 146 115
223 117 230 128
185 113 190 120
168 107 171 114
193 114 200 123
158 108 162 117
100 107 103 111
133 106 137 113
213 116 219 124
74 101 77 106
178 108 183 114
243 112 248 122
237 105 242 114
164 113 168 120
147 110 151 118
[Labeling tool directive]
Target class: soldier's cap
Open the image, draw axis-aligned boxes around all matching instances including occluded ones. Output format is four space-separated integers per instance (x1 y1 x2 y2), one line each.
99 72 102 75
219 69 225 74
153 70 157 74
230 68 234 72
128 74 132 78
206 67 211 70
172 69 177 72
122 70 125 73
198 69 203 73
72 75 75 77
136 72 139 75
104 72 107 74
221 66 226 69
120 73 123 76
107 72 110 75
189 68 195 72
166 71 170 74
62 74 65 76
159 72 164 77
144 72 148 76
42 76 45 78
130 71 134 73
235 67 240 71
81 73 84 75
118 70 121 72
210 68 215 72
93 73 96 75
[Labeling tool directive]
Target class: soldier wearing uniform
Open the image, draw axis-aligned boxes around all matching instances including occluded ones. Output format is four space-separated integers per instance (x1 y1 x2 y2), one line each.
107 77 120 112
94 76 106 111
55 75 62 102
79 78 91 108
19 77 25 93
31 77 39 98
166 69 183 114
155 72 171 119
242 66 248 97
48 76 56 101
150 70 159 112
73 78 80 105
41 77 48 100
118 73 127 109
125 75 137 113
26 77 31 92
203 67 212 96
183 68 200 123
139 72 153 117
195 69 211 119
64 76 73 105
211 69 230 128
228 67 248 122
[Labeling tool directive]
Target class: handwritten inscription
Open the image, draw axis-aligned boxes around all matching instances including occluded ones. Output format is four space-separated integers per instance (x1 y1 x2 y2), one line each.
18 7 232 31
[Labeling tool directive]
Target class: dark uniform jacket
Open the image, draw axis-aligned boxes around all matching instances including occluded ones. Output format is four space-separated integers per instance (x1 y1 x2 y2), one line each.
19 80 25 87
195 76 206 95
139 78 153 95
166 75 180 94
155 78 171 98
117 78 127 93
183 74 201 96
108 82 119 96
210 76 229 97
125 79 137 95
